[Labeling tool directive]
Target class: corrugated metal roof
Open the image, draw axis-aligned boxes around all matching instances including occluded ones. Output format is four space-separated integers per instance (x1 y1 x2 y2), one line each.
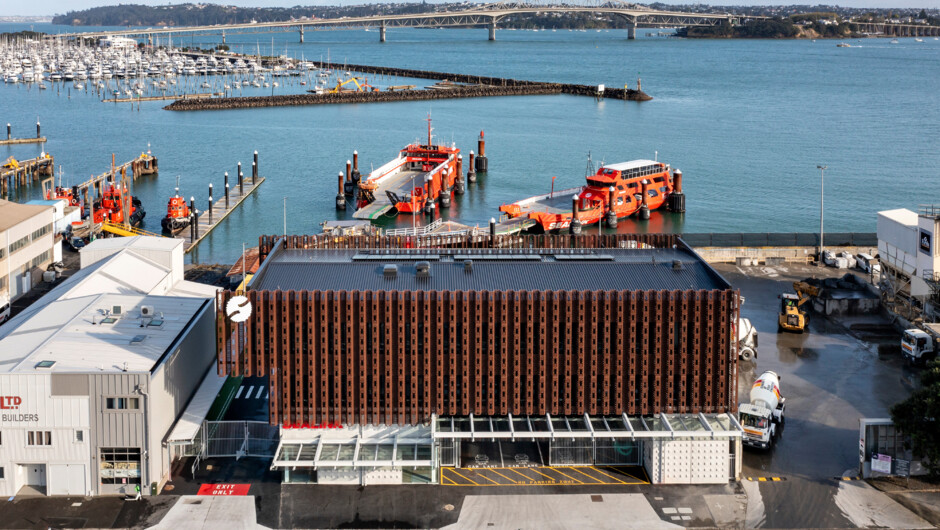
253 247 727 292
80 235 183 252
0 293 208 374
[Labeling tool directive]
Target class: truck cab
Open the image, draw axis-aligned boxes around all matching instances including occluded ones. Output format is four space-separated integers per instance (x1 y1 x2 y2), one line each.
902 328 935 364
739 404 776 449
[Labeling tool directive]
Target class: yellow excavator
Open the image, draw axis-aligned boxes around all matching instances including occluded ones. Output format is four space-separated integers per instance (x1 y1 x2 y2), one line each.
778 281 820 333
329 77 377 93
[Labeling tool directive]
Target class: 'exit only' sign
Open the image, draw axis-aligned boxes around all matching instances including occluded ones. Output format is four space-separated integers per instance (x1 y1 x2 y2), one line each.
197 483 251 496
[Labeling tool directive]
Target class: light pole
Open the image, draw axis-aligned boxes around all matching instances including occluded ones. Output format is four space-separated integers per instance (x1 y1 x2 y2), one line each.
817 165 827 266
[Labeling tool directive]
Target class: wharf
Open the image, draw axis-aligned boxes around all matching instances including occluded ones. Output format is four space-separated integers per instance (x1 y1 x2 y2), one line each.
384 217 535 237
0 137 47 146
353 169 426 220
179 176 265 253
1 155 54 198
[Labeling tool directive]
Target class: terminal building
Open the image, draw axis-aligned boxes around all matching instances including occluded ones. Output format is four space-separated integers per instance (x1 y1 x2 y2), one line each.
0 236 218 497
217 234 744 486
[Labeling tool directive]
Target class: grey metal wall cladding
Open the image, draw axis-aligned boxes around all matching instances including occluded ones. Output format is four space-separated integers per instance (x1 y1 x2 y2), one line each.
50 374 90 396
87 373 148 490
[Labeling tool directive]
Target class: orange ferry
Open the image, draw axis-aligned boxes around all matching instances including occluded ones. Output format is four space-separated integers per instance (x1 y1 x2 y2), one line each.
499 159 685 232
354 118 461 220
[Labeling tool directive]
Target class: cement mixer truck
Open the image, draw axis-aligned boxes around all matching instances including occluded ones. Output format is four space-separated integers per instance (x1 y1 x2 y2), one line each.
739 371 786 449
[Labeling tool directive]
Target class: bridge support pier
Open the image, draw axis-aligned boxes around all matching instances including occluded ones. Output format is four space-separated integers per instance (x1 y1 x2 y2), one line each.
627 21 637 40
299 27 304 43
380 23 386 43
488 21 496 41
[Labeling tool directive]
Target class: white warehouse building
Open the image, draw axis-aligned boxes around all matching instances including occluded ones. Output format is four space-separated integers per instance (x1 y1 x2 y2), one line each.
0 236 219 497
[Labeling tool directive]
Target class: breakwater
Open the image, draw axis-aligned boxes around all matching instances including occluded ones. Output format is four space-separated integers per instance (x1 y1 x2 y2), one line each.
164 59 650 111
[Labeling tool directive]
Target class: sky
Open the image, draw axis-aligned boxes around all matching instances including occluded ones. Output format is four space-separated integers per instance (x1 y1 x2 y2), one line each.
5 0 939 18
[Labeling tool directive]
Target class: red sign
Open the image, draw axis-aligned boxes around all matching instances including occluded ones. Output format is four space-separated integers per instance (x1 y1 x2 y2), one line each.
0 396 22 410
282 422 343 430
197 484 250 496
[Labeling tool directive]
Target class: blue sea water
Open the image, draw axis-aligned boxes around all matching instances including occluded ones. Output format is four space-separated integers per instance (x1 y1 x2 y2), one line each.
1 23 938 263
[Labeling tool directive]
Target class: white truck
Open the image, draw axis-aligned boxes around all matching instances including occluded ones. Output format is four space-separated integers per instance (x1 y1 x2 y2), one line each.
738 371 785 449
901 324 940 364
737 317 758 362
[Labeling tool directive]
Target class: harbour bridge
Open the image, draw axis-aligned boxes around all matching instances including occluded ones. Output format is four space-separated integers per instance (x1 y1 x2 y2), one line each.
54 1 753 43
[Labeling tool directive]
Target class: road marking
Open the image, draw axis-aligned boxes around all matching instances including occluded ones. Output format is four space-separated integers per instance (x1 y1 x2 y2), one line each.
255 386 264 399
747 476 787 482
551 467 585 484
245 385 254 398
265 390 269 399
589 466 629 484
528 467 560 482
448 468 480 486
441 474 459 486
488 468 520 484
566 466 605 483
234 385 244 399
476 471 501 485
602 465 649 484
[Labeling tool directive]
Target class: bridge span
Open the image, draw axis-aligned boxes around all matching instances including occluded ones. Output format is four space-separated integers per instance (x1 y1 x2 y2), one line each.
53 1 752 43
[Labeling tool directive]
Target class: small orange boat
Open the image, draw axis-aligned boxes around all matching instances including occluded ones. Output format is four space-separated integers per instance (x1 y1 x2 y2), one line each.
499 159 685 232
353 118 461 219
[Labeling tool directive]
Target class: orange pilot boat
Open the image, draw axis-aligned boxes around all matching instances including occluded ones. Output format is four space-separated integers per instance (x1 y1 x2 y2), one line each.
91 183 146 226
499 159 685 233
353 117 462 220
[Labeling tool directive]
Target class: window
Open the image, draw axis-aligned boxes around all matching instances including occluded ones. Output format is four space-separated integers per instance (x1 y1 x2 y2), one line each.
100 448 141 484
8 235 30 255
75 430 84 443
31 250 51 268
106 397 140 410
30 224 52 241
27 431 52 446
0 467 4 479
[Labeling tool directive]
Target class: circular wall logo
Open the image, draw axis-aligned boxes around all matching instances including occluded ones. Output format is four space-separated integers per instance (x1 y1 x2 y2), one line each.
226 295 252 323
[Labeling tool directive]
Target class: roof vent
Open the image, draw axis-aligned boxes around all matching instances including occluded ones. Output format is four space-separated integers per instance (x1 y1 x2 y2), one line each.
383 264 398 278
416 261 431 278
35 360 56 369
464 260 473 273
672 259 683 271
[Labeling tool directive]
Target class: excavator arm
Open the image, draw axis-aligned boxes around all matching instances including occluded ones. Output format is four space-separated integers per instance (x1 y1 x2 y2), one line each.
792 281 820 307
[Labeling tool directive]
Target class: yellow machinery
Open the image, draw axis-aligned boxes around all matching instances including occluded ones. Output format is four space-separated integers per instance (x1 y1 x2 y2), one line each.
778 281 819 333
2 156 19 169
329 77 376 94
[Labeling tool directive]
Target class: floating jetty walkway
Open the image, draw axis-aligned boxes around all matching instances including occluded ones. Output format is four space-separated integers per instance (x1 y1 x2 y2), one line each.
0 122 46 146
179 155 265 253
165 60 650 111
104 92 219 103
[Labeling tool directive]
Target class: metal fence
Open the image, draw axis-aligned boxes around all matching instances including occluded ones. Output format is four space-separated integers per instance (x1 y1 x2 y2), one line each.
681 232 877 248
199 420 280 459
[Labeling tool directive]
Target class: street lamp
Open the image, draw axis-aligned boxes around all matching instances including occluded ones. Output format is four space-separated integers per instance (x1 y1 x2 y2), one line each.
817 165 827 266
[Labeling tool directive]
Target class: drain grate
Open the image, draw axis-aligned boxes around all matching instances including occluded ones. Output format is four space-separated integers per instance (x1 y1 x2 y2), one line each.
591 495 604 503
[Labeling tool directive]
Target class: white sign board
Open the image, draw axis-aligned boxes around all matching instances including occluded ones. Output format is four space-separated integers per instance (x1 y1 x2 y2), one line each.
872 453 892 474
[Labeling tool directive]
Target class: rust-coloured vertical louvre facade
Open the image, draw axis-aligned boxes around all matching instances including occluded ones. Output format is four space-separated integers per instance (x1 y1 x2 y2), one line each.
218 288 737 426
